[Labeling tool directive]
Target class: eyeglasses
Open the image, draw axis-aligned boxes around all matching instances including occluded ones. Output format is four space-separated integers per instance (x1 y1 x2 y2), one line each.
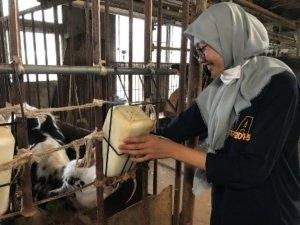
194 44 208 62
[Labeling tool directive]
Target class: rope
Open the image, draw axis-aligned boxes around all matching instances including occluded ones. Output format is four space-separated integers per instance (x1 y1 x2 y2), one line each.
0 105 20 116
145 104 157 132
11 56 25 76
93 169 136 188
0 149 33 172
0 129 103 172
80 129 98 168
0 99 106 118
145 62 156 75
92 61 107 75
0 103 156 172
33 168 137 208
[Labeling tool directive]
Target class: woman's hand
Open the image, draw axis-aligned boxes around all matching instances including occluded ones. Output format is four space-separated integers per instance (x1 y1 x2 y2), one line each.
119 134 207 170
119 134 175 163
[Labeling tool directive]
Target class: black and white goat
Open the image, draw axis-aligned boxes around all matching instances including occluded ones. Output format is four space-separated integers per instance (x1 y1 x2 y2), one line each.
25 113 70 200
49 158 120 208
48 130 139 212
2 103 69 201
5 103 140 214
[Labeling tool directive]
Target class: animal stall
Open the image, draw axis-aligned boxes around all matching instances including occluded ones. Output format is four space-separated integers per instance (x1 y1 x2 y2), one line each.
1 0 299 225
0 0 197 225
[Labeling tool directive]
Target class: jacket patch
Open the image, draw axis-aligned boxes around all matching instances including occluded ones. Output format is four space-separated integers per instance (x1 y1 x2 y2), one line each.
229 116 254 141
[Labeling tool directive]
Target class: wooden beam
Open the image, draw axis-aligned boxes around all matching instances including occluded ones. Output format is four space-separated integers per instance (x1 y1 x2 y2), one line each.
72 0 182 21
267 0 300 10
268 30 296 47
297 22 300 56
233 0 297 30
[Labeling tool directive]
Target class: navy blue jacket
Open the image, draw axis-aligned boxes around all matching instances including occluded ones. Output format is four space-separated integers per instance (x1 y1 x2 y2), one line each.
158 71 300 225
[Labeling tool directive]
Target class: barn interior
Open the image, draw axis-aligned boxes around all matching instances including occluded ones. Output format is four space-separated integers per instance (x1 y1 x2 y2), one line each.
0 0 299 225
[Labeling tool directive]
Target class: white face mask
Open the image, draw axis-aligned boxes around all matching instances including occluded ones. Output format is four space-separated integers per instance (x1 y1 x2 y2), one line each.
193 37 202 46
220 60 250 85
220 65 241 85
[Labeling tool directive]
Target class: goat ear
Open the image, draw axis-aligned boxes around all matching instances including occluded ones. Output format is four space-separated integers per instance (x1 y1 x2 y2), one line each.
2 103 13 123
0 115 6 124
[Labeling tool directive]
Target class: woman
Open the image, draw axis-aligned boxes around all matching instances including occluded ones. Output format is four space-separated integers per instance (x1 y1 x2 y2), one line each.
119 2 300 225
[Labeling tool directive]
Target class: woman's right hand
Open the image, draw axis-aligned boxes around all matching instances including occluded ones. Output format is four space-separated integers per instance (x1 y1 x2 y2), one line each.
119 134 207 171
119 134 175 162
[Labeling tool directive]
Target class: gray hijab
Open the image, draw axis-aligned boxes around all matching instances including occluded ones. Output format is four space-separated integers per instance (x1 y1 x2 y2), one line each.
184 2 295 194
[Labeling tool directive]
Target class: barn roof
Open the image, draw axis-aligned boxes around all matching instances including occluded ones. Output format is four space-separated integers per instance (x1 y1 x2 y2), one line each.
36 0 300 55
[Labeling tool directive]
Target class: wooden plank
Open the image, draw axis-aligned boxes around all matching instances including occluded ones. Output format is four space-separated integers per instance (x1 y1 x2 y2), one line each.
107 186 172 225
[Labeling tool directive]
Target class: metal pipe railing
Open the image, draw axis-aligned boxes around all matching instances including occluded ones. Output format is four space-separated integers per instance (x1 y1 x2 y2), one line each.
0 64 177 76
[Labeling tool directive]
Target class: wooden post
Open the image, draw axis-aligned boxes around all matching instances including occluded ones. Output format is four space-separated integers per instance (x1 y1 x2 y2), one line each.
142 1 152 224
181 1 208 224
92 1 105 225
144 0 152 101
128 0 133 103
8 0 35 217
0 0 7 107
174 1 189 225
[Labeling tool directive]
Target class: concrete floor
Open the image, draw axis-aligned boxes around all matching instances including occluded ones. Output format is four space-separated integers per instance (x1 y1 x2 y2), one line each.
193 189 211 225
148 159 211 225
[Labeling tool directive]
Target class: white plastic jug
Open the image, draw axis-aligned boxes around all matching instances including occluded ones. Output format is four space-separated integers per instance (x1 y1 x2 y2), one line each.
102 105 154 177
0 117 15 215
